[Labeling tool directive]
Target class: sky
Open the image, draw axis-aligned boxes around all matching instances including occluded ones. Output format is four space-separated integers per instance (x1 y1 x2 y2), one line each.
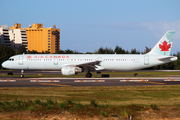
1 0 180 54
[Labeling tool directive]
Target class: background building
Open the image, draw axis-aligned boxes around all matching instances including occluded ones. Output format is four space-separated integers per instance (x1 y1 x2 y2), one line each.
25 23 60 53
9 23 28 51
0 23 60 53
0 25 11 47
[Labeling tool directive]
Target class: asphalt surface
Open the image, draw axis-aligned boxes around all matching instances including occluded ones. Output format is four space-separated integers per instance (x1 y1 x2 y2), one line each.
0 77 180 87
1 70 180 87
0 70 62 75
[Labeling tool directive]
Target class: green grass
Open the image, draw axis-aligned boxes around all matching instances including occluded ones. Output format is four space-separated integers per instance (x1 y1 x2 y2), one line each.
0 99 137 119
150 104 159 110
1 85 180 105
1 86 180 119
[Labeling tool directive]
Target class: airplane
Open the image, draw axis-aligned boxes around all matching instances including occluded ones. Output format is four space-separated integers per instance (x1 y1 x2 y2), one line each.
1 30 178 78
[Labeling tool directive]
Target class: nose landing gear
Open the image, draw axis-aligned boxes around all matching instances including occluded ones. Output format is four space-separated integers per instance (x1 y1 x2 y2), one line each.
20 70 24 78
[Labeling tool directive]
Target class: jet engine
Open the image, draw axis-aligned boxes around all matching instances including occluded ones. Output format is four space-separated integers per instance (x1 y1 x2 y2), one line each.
61 67 82 75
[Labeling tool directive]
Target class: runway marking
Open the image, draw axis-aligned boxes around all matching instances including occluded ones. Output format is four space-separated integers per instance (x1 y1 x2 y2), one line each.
164 79 180 81
120 79 148 82
74 79 105 82
40 83 70 87
144 82 166 85
119 78 166 85
0 80 16 82
30 80 60 82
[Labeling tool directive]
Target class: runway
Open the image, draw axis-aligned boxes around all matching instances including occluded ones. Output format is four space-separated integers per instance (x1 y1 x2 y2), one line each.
0 77 180 87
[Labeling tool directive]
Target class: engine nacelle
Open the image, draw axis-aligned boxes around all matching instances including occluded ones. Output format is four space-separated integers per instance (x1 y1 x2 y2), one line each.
61 67 82 75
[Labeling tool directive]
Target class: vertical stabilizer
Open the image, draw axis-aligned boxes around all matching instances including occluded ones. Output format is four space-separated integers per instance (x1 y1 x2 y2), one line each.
147 31 175 56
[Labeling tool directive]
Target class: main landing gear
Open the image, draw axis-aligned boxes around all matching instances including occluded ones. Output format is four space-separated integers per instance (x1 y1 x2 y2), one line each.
20 70 24 78
86 72 92 78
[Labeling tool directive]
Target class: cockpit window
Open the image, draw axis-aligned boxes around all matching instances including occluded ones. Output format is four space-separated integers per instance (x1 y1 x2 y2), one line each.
8 58 14 61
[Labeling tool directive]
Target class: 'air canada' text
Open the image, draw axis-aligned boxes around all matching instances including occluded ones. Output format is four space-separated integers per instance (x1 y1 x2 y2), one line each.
27 55 70 59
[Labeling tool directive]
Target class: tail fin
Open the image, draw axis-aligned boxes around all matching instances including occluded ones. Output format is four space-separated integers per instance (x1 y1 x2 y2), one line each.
147 30 175 56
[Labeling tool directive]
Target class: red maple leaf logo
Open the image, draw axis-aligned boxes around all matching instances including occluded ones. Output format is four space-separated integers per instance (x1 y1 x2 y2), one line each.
159 41 171 51
27 56 32 59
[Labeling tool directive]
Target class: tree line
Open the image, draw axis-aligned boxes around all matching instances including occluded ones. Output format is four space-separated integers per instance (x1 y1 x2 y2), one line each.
0 45 180 70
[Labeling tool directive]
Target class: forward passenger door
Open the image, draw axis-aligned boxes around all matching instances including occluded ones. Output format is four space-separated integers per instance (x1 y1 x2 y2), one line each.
19 56 23 65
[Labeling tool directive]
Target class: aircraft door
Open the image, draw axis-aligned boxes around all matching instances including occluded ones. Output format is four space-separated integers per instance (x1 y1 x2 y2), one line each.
54 58 58 65
19 56 23 65
144 56 149 65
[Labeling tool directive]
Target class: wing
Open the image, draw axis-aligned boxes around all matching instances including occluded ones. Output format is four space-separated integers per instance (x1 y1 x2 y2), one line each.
61 60 103 70
76 60 101 70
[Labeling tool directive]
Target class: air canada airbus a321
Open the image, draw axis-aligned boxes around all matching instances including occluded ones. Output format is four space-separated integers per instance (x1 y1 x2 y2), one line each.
2 31 178 78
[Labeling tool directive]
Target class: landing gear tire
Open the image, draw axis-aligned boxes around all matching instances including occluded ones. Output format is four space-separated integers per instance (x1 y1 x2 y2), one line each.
20 74 24 78
86 72 92 78
20 70 24 78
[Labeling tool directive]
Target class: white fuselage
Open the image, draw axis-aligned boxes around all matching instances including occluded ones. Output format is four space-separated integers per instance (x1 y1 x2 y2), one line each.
2 54 177 71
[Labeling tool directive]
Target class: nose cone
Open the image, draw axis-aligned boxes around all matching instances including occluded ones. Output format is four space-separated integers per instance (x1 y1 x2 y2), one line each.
2 61 7 68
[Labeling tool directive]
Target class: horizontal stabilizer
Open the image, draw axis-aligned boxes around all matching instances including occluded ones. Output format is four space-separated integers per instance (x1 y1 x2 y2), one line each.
158 56 177 61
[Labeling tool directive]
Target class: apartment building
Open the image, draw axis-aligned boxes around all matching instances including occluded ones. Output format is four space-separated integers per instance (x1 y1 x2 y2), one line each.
25 23 60 53
9 23 28 51
0 25 11 47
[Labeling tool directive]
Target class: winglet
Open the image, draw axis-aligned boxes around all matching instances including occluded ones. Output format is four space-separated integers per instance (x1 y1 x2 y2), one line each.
147 31 175 56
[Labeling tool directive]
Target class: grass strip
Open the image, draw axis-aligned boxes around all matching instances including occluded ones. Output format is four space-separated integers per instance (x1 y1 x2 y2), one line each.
0 99 165 119
1 85 180 119
1 85 180 105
